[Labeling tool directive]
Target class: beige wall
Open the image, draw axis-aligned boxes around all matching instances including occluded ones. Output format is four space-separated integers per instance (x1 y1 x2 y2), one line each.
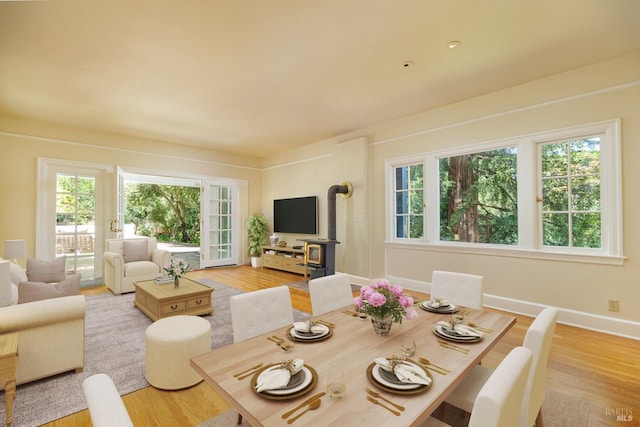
0 115 263 264
261 52 640 338
1 52 638 337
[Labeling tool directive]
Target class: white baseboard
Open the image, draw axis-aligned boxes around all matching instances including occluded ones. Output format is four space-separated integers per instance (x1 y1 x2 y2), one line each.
385 274 640 341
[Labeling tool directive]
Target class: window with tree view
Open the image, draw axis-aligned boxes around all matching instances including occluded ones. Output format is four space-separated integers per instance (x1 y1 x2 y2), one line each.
540 137 601 248
394 164 423 238
439 147 518 244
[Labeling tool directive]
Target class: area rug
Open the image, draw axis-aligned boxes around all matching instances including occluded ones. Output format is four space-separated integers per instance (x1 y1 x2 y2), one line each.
431 388 590 427
285 280 360 293
0 280 310 427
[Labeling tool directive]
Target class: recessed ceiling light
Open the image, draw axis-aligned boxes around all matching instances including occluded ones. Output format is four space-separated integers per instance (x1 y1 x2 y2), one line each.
402 61 414 68
448 40 461 49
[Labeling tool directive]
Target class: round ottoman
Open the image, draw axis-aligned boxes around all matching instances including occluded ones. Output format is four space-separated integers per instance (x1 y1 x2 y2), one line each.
145 315 211 390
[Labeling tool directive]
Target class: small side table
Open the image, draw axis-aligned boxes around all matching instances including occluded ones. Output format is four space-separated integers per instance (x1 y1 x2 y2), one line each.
0 333 19 427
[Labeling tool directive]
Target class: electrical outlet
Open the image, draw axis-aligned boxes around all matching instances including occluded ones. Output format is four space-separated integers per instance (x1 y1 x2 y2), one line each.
608 299 619 312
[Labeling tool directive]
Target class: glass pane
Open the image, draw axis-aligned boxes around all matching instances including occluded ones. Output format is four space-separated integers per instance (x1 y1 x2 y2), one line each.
570 138 600 176
571 176 600 211
543 213 569 246
77 195 95 214
219 246 231 259
209 216 219 231
410 165 423 190
439 147 517 244
220 216 230 230
409 191 423 215
209 245 220 261
221 186 230 200
57 175 75 192
56 194 75 213
396 216 407 238
210 200 220 215
220 201 230 215
572 213 601 248
396 192 408 215
395 167 408 191
76 177 95 193
542 178 568 211
541 142 568 177
56 214 75 226
408 215 423 239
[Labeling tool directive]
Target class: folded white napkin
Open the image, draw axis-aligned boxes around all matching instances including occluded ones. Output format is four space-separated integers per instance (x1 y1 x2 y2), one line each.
374 358 431 386
255 359 304 393
429 299 449 308
436 321 484 338
293 321 325 334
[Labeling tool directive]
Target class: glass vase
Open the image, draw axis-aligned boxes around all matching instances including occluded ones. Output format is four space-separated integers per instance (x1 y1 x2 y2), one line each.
371 315 393 336
174 276 180 288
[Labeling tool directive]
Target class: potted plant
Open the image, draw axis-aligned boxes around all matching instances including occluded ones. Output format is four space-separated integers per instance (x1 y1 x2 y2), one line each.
247 213 269 267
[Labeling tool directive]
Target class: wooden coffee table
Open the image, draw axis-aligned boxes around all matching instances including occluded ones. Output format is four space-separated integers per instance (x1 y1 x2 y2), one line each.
133 277 214 321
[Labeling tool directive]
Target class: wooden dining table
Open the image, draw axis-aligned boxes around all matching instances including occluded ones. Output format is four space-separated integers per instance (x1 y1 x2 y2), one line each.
190 302 516 427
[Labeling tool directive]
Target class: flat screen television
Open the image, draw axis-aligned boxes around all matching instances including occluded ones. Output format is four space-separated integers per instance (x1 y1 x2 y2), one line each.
273 196 318 234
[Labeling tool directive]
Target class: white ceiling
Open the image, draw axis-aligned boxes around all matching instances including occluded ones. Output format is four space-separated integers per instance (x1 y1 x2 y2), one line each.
1 0 639 157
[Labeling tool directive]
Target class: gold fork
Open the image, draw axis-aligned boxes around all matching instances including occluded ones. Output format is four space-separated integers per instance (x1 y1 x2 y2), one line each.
366 388 405 411
438 340 470 354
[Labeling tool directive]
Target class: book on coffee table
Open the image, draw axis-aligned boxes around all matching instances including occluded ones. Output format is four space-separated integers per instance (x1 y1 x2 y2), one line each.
154 276 174 285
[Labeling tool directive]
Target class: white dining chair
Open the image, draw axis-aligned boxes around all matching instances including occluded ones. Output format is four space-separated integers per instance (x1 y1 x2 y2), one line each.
444 307 558 427
430 270 484 310
422 346 533 427
309 272 354 316
82 373 134 427
229 285 295 343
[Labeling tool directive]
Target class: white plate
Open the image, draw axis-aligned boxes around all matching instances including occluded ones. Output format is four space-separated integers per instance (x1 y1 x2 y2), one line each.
371 363 423 390
289 324 330 340
434 324 482 342
420 301 458 313
259 366 313 395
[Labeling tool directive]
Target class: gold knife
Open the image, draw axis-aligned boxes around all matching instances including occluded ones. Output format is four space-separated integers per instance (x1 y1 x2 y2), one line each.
281 392 326 419
237 363 273 381
233 363 263 378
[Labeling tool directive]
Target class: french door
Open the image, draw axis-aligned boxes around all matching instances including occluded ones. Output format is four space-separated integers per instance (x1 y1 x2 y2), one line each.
202 179 239 267
37 159 113 287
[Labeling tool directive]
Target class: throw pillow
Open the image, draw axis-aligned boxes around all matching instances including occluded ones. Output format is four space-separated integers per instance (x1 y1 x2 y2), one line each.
123 239 149 263
26 256 67 283
8 260 28 284
18 273 81 304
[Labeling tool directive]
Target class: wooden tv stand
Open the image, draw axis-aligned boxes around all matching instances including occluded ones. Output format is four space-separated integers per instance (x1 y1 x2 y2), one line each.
261 246 308 277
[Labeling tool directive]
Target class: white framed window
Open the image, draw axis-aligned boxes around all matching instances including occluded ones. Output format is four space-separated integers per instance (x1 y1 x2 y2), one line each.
386 119 623 265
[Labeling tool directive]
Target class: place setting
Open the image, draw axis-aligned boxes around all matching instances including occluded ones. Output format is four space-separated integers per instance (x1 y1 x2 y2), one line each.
432 313 484 345
250 358 319 401
366 356 432 395
287 320 333 343
419 296 459 314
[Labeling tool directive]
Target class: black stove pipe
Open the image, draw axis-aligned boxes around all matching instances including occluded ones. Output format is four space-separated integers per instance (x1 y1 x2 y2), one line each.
327 183 351 241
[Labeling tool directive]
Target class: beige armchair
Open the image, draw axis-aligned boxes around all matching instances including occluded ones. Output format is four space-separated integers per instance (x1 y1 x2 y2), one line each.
103 237 170 295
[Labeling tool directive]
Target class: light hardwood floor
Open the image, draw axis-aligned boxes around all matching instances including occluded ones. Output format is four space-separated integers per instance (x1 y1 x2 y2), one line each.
43 266 638 427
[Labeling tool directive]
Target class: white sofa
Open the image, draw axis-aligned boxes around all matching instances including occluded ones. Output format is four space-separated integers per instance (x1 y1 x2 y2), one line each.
103 237 171 295
0 294 86 385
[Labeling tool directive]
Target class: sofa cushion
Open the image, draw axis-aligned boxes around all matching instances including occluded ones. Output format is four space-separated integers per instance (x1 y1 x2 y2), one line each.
9 261 28 285
124 261 161 276
26 257 66 283
18 273 81 304
123 240 148 263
